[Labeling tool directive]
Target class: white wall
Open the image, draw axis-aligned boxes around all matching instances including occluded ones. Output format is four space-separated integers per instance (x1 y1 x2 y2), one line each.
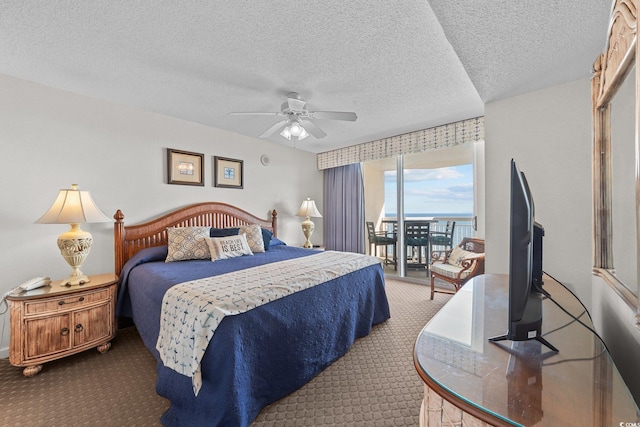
485 77 593 302
485 76 640 403
0 74 322 356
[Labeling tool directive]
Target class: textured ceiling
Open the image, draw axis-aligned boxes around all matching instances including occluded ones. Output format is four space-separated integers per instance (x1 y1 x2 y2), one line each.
0 1 611 153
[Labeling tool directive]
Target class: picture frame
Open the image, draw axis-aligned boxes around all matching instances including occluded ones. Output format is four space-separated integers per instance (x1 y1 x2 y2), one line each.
214 156 244 189
167 149 204 186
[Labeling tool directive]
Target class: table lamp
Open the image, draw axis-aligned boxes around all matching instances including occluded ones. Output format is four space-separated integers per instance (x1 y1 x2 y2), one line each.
36 184 112 286
296 198 322 248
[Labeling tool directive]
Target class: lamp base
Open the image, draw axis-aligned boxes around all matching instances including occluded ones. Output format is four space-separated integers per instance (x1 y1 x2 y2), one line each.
60 274 91 287
57 225 93 287
301 217 315 248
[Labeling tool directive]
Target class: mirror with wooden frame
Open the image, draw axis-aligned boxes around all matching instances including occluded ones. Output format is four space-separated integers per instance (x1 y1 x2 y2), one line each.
592 0 640 324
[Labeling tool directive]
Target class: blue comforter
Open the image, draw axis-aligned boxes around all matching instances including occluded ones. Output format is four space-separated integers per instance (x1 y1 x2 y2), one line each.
116 244 390 427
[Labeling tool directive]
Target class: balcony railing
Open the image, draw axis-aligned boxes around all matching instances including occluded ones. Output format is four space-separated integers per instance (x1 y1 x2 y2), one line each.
370 216 475 280
380 216 474 247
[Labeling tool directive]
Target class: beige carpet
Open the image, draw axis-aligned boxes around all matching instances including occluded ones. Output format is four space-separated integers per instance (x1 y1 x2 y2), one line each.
0 279 449 427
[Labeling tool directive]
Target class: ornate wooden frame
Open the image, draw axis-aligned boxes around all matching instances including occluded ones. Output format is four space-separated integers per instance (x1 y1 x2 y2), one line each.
113 202 278 276
592 0 640 324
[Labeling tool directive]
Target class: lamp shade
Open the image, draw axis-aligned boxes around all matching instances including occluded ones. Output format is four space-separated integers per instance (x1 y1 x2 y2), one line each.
296 198 322 218
289 121 303 137
36 184 111 224
280 126 292 139
297 126 309 140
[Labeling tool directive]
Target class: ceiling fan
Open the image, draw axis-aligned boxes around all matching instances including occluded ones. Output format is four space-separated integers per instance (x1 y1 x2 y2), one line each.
230 92 357 141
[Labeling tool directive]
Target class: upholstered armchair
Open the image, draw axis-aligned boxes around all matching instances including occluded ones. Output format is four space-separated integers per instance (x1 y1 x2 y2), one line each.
429 237 485 300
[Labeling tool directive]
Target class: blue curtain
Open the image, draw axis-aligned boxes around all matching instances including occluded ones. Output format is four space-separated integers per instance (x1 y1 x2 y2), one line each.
323 163 365 253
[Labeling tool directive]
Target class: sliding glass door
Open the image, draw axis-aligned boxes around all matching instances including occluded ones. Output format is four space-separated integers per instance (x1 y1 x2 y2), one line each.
363 144 479 282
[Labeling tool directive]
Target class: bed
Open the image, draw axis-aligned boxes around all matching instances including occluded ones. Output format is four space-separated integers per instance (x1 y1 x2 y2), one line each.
113 202 391 427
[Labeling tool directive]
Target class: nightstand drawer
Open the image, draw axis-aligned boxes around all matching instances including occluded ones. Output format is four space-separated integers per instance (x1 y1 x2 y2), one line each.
23 288 110 315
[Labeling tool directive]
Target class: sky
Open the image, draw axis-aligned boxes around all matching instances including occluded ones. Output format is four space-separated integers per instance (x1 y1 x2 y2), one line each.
384 164 473 215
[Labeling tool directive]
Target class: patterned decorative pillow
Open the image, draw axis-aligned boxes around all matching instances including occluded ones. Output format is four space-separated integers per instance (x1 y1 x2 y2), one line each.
239 224 265 253
446 246 476 267
206 234 253 261
165 226 211 262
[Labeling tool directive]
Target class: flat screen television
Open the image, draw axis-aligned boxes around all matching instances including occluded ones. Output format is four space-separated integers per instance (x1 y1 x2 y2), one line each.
489 160 558 352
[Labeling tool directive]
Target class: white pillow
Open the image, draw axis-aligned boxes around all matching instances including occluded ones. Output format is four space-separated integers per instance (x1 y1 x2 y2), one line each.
446 246 476 267
239 224 265 253
165 226 211 262
206 234 253 261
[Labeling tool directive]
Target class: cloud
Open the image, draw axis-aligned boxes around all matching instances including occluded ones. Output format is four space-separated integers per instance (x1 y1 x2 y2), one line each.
384 167 464 183
447 183 474 194
407 185 473 201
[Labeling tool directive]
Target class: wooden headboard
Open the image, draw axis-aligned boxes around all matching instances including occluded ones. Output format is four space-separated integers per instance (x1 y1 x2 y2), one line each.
114 202 278 276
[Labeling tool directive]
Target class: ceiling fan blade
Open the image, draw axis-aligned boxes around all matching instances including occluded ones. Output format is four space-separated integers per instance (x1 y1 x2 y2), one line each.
260 120 288 138
229 112 281 116
308 111 357 121
301 120 327 139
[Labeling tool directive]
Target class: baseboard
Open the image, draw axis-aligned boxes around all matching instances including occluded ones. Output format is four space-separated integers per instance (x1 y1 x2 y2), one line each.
0 346 8 359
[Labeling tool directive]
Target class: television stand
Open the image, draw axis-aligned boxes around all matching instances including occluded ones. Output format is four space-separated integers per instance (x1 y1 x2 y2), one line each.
488 291 559 352
488 334 559 353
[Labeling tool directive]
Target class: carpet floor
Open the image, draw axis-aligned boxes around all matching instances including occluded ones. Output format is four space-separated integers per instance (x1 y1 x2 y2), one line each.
0 279 450 426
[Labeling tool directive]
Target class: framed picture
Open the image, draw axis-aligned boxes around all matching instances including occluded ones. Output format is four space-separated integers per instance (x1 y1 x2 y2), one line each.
214 156 244 189
167 149 204 186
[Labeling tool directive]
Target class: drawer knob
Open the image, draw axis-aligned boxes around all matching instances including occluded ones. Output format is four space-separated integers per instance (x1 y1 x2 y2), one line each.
58 300 65 306
74 324 84 332
60 327 69 336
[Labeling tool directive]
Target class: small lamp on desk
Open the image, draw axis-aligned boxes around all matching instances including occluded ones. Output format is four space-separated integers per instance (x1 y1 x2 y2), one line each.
296 198 322 248
36 184 112 286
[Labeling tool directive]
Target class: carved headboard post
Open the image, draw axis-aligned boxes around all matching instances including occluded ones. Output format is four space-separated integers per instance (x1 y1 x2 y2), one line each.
271 209 278 238
114 209 125 277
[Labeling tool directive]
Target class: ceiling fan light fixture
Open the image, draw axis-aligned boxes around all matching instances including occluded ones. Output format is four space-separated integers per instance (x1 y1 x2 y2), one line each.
280 119 309 141
289 120 303 137
280 126 292 140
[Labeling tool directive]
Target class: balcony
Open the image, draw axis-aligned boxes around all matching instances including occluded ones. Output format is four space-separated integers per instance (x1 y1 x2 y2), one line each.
373 216 475 282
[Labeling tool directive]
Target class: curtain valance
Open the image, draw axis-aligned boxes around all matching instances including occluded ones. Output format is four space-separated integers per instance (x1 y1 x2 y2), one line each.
317 116 484 170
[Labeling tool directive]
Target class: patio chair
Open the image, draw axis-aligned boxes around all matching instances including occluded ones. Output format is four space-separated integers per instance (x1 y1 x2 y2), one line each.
405 221 431 269
366 221 397 270
429 220 456 252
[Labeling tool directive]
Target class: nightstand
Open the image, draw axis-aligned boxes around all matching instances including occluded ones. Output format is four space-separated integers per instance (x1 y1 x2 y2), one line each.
7 273 117 377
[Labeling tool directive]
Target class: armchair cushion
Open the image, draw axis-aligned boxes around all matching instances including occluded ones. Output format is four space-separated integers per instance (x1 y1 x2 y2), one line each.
446 246 476 267
430 263 473 280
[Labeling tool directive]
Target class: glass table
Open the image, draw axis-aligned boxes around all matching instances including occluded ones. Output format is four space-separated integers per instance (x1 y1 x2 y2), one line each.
414 274 639 426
